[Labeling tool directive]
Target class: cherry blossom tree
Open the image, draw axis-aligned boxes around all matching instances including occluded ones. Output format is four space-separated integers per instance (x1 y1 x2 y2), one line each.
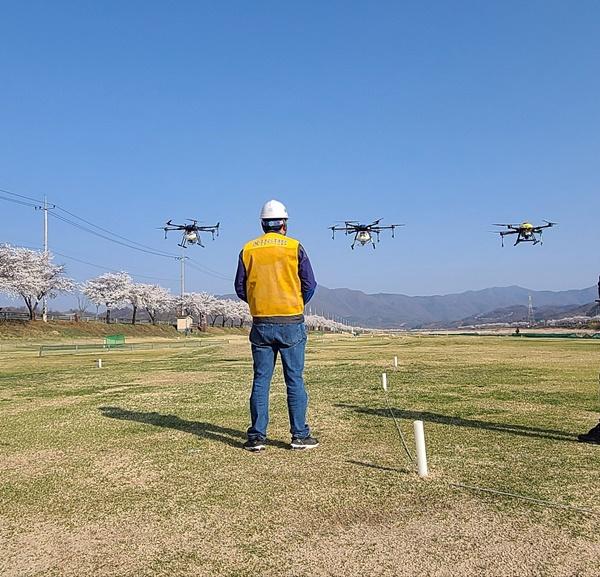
0 245 75 320
74 289 91 319
82 272 132 324
305 313 359 334
124 282 145 325
181 292 218 328
211 298 233 327
230 300 251 327
136 284 175 325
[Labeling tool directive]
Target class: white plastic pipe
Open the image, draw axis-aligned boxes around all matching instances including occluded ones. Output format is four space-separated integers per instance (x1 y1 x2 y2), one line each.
393 356 398 368
413 420 428 477
382 372 387 392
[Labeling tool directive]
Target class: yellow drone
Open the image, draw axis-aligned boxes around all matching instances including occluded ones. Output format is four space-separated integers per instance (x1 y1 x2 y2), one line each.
493 220 556 247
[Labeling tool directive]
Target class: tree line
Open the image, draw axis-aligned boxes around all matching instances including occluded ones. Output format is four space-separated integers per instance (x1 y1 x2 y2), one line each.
0 245 359 332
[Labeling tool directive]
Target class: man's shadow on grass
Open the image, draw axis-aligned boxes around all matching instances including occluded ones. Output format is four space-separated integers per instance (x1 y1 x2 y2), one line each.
336 404 577 443
98 406 289 449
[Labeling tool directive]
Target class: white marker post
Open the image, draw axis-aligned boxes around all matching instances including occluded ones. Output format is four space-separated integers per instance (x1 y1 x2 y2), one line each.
413 420 428 478
393 356 398 369
382 372 388 392
96 358 103 368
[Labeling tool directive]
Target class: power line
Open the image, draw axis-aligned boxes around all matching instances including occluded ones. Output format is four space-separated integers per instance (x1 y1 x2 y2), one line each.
187 256 232 278
54 204 173 254
0 187 44 205
187 257 232 282
1 185 234 281
0 194 39 208
187 259 232 281
1 184 177 259
49 211 178 259
51 208 233 281
6 243 179 283
51 250 179 282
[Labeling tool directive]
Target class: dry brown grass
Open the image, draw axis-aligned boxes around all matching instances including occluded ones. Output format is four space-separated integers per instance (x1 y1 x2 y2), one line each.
1 333 599 576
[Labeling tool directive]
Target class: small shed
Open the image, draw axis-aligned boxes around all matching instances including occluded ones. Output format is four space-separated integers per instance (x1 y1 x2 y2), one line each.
177 316 193 332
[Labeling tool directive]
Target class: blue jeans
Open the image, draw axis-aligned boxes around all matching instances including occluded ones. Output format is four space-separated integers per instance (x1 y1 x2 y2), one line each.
248 322 311 441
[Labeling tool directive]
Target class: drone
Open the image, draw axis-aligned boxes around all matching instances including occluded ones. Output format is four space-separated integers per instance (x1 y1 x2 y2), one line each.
329 219 403 249
493 221 556 247
162 219 220 248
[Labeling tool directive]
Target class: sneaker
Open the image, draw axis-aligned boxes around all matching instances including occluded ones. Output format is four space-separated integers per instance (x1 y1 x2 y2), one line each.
578 421 600 445
243 438 266 452
291 435 319 450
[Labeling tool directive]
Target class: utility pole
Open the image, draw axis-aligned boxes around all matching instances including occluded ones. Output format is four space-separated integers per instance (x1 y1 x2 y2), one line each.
527 294 534 328
178 246 186 316
180 250 185 302
42 196 48 322
36 195 55 323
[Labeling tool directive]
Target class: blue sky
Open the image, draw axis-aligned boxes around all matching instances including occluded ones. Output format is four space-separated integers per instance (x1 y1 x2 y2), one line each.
1 1 599 305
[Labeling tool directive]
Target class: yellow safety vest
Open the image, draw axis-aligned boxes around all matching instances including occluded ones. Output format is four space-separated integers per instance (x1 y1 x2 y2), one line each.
242 233 304 318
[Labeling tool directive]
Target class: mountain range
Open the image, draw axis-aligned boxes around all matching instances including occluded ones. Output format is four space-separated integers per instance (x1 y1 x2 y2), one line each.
307 285 598 328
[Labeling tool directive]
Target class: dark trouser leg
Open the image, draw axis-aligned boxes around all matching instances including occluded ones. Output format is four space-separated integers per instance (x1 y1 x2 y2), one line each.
248 326 277 440
278 325 310 439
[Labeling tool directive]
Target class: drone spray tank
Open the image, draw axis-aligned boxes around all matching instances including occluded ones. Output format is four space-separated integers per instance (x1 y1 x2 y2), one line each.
357 231 371 245
185 231 198 245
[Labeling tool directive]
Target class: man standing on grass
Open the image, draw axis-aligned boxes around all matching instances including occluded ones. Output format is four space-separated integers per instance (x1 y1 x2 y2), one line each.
235 200 318 452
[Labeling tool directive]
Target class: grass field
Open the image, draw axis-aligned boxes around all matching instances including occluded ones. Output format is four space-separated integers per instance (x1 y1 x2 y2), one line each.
1 333 599 576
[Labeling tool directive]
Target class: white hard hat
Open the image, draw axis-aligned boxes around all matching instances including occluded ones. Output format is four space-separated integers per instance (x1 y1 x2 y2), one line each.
260 199 289 220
